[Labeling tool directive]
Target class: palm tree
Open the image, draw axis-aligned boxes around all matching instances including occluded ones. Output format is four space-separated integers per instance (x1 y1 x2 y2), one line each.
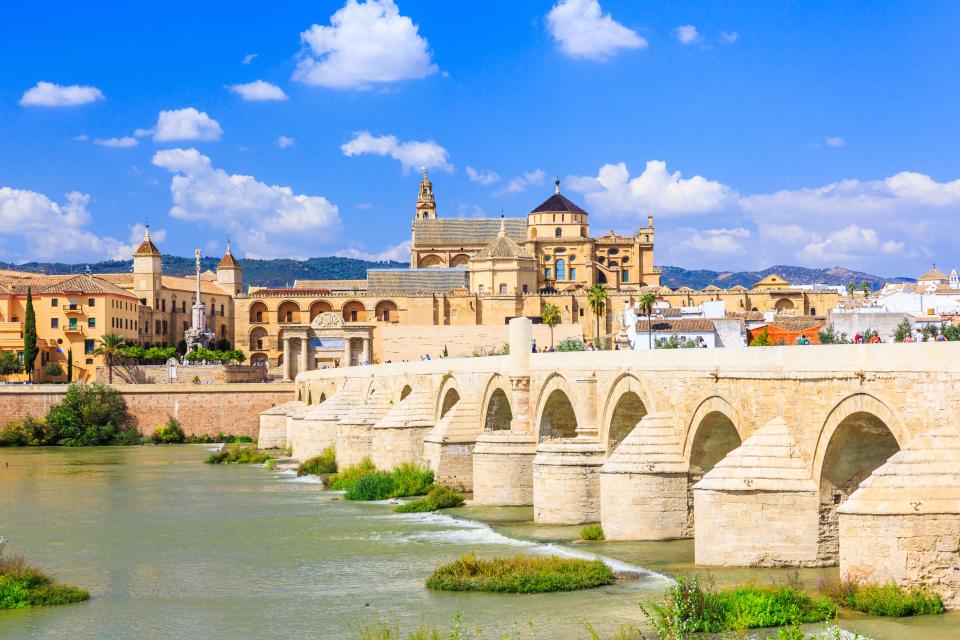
541 303 561 350
94 333 126 384
845 283 856 297
638 292 657 350
861 281 871 297
587 283 608 348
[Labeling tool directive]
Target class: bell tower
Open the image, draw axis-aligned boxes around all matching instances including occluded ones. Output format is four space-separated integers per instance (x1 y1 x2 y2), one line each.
415 169 437 220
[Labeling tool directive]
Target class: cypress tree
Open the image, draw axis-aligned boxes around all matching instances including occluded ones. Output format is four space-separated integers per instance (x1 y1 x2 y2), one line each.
67 349 73 383
23 287 38 382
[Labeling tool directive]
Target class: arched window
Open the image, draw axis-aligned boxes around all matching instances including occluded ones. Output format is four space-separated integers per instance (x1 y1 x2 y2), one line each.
499 283 507 295
554 227 562 238
555 258 566 281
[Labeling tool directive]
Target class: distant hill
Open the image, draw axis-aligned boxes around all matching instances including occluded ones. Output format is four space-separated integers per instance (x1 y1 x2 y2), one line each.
0 256 913 291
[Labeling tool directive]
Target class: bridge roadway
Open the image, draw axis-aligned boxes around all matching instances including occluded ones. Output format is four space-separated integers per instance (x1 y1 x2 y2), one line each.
260 318 960 607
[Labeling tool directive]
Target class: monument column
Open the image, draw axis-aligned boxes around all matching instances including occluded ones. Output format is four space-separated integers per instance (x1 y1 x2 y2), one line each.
362 336 371 364
342 337 352 368
282 337 292 381
299 337 309 374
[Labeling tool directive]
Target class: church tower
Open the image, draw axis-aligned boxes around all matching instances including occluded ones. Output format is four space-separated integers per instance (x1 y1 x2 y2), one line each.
415 169 437 220
216 240 243 296
132 225 162 305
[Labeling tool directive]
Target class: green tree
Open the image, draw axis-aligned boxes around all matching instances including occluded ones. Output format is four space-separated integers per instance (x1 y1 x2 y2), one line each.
94 333 126 384
892 318 911 343
42 361 64 380
66 349 73 383
175 339 188 356
749 327 774 346
818 324 850 344
23 287 37 382
46 382 131 446
845 283 856 296
861 281 872 297
638 292 657 351
541 302 560 349
0 350 23 377
586 284 608 347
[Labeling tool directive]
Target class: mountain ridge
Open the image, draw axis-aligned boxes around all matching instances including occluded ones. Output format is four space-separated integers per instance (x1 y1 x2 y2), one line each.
0 256 915 291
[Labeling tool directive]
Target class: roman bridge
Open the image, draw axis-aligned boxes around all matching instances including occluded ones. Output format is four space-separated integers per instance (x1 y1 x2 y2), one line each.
260 318 960 607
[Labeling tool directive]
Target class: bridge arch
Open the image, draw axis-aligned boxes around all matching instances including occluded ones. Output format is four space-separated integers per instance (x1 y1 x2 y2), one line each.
682 395 746 464
435 374 462 422
534 374 579 441
480 374 513 432
599 374 654 454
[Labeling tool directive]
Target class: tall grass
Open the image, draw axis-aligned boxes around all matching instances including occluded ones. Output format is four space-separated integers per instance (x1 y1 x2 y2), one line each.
820 574 944 616
205 444 272 465
326 458 378 491
297 446 337 476
326 459 435 501
0 547 89 609
394 486 464 513
426 553 614 594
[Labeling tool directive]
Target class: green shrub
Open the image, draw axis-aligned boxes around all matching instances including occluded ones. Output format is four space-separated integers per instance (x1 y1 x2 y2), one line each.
821 575 944 617
345 472 396 501
426 553 614 593
205 444 272 465
45 383 132 446
580 524 604 541
0 550 89 609
327 459 435 500
556 338 586 352
41 361 64 379
297 446 337 476
395 485 465 513
388 462 434 498
0 417 57 447
326 458 377 491
151 416 185 444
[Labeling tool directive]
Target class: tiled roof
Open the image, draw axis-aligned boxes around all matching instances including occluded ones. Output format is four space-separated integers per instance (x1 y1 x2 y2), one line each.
530 193 587 214
918 267 948 281
248 288 340 298
636 318 718 333
134 238 161 257
766 319 822 332
160 276 231 296
217 252 239 268
3 274 137 298
412 218 526 246
367 268 469 295
473 224 534 259
294 280 367 290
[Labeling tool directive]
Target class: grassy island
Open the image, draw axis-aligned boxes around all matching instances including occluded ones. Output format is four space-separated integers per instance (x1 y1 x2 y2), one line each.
325 459 435 501
205 443 272 465
426 553 614 593
0 549 89 610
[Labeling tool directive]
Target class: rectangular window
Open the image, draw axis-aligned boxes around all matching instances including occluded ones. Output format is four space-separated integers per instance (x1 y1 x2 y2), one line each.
162 320 168 335
87 318 96 329
51 298 58 307
50 318 59 329
88 298 95 307
522 284 529 294
69 298 78 310
220 304 224 316
155 320 161 335
622 270 629 283
68 318 78 331
569 267 577 280
85 358 93 365
84 339 95 355
545 267 552 279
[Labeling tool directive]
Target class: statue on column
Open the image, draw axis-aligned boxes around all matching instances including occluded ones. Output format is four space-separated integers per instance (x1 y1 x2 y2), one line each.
184 248 216 353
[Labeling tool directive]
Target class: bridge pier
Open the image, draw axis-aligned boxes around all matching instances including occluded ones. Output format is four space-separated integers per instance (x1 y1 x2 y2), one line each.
533 439 605 524
694 418 822 566
336 388 392 468
473 432 537 505
370 388 434 470
293 381 363 460
839 428 960 609
258 400 303 449
600 413 690 540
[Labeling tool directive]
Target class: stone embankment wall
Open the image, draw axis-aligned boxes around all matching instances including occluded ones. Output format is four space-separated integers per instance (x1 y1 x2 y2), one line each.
95 364 267 384
378 322 581 361
0 383 290 437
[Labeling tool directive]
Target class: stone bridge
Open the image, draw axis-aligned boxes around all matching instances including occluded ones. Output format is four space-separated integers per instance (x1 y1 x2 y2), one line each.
260 319 960 607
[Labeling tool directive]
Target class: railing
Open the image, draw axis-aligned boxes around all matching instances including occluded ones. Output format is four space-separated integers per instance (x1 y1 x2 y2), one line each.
63 325 85 335
62 304 84 314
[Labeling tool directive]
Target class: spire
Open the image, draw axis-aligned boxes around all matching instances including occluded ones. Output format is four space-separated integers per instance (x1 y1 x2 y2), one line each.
415 168 437 220
498 216 506 237
134 223 161 257
555 176 560 194
217 239 239 268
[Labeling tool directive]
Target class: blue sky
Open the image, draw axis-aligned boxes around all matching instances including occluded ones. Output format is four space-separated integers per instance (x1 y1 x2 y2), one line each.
2 0 958 276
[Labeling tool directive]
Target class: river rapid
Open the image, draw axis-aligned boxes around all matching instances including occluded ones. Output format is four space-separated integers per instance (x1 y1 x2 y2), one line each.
0 446 956 639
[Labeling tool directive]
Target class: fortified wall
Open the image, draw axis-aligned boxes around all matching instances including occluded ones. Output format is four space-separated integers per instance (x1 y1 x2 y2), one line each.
263 319 960 608
1 383 290 437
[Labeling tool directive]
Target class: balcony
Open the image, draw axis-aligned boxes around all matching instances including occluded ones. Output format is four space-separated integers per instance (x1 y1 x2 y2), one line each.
62 304 84 315
63 324 85 335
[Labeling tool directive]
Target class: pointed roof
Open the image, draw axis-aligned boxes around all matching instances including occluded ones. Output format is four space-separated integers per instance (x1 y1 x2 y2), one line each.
472 218 535 260
217 241 239 269
134 225 161 257
754 273 788 288
530 182 588 214
918 266 948 282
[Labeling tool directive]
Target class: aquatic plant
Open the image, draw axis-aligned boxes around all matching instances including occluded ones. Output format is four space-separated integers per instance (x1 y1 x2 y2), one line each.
819 574 943 617
328 459 435 501
394 486 465 513
0 544 89 609
388 462 434 497
326 458 378 491
580 524 604 541
346 472 397 500
426 553 614 593
205 444 272 465
150 416 185 444
297 446 337 476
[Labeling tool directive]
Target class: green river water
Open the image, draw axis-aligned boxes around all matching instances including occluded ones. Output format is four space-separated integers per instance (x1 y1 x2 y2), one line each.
0 446 956 639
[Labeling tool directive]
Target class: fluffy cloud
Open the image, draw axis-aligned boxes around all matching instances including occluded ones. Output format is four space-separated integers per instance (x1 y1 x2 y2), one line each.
341 132 452 173
546 0 646 61
293 0 437 89
799 225 904 264
242 53 258 65
94 136 138 148
336 240 411 262
19 82 104 107
466 166 500 186
567 161 736 216
152 148 340 259
228 80 288 101
0 188 133 261
276 135 295 149
826 136 846 148
138 108 223 142
496 169 546 195
720 31 739 44
674 25 700 45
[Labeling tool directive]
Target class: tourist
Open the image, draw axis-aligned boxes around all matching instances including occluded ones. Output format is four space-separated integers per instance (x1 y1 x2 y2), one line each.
903 333 914 343
869 334 881 344
937 331 946 342
854 332 862 344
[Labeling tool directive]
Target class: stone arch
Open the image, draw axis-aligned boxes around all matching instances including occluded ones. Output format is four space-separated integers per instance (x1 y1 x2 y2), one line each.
774 298 795 313
277 300 301 324
812 393 906 563
342 300 366 322
534 374 580 442
480 374 513 432
249 326 268 351
450 253 470 267
248 301 268 323
309 300 333 321
318 392 326 404
375 300 399 322
600 374 654 454
250 352 268 367
682 395 747 463
306 388 312 405
435 374 462 422
418 254 444 268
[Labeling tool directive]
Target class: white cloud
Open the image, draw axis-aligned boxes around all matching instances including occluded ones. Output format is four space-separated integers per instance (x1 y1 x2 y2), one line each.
826 136 846 148
0 188 132 261
799 225 905 264
567 161 736 217
19 82 104 107
276 135 295 149
94 136 138 148
151 148 340 259
672 227 752 256
242 53 258 65
466 166 500 186
675 25 700 45
494 169 546 196
73 134 89 142
229 80 288 101
720 31 739 44
336 240 410 262
341 131 452 173
546 0 646 61
141 108 223 142
293 0 437 89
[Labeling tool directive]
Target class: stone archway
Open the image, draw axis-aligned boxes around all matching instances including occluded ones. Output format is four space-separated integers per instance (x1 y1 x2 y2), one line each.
309 300 333 321
538 389 577 441
600 374 653 454
683 396 743 536
439 387 460 420
775 298 795 313
484 388 512 431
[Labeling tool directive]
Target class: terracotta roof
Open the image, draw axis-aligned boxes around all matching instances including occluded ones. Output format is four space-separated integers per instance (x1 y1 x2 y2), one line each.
217 248 239 269
530 193 587 214
3 274 137 298
413 218 526 246
160 275 231 296
918 267 948 281
636 318 717 333
248 288 342 298
293 279 367 290
765 319 822 332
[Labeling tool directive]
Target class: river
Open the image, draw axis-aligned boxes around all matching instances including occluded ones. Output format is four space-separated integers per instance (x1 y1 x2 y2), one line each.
0 446 956 639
